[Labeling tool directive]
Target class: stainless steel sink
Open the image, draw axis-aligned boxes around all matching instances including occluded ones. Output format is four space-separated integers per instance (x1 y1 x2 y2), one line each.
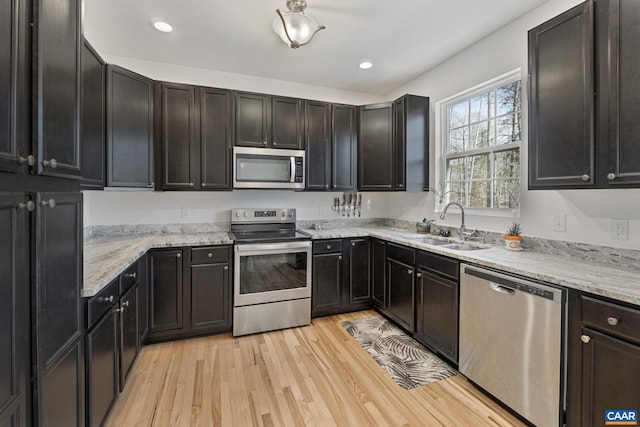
406 236 451 246
441 243 489 251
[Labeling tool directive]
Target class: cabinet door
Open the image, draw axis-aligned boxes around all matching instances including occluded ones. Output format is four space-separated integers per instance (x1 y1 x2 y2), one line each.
415 269 459 363
347 239 371 305
598 0 640 187
200 87 233 190
359 103 393 190
305 100 331 190
580 328 640 425
271 96 303 149
403 95 429 192
371 239 386 309
148 249 184 334
0 194 30 426
106 65 154 188
528 1 595 189
138 255 149 343
235 92 268 147
0 0 29 174
119 284 139 391
190 262 231 333
312 253 342 317
33 0 82 179
34 191 84 427
80 38 106 189
86 309 118 427
158 82 196 190
387 258 415 332
332 105 357 190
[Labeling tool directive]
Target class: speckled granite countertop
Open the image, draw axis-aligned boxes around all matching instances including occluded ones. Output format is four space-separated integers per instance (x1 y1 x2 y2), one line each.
84 227 640 306
83 233 232 297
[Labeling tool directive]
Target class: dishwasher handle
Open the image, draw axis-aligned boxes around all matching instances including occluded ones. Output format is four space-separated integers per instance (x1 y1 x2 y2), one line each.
490 283 516 295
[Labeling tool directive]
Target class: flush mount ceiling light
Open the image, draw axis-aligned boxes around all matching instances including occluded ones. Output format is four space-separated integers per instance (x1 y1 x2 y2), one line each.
359 61 373 70
152 20 173 33
272 0 325 49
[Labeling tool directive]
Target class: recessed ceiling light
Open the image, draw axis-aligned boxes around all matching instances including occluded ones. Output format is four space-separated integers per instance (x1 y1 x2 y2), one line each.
359 61 373 70
152 21 173 33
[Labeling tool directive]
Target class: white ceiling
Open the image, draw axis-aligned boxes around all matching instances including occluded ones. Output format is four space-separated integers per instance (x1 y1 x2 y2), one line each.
84 0 548 95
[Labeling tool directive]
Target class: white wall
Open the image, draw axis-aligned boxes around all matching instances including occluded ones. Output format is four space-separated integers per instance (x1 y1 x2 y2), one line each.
84 190 389 226
385 0 640 250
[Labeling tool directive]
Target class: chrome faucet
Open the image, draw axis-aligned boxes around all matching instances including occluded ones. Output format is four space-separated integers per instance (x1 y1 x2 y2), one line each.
440 201 476 241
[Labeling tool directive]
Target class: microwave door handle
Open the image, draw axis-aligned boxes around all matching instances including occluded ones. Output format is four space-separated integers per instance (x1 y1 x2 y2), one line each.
290 157 296 183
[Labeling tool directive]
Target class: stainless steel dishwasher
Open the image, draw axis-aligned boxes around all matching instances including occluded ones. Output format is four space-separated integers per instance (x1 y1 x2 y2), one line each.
459 264 566 427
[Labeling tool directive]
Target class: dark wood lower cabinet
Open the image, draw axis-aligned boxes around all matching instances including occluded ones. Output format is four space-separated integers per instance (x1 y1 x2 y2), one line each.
371 239 386 308
311 238 371 318
119 284 139 391
147 246 231 342
386 259 415 332
86 308 118 427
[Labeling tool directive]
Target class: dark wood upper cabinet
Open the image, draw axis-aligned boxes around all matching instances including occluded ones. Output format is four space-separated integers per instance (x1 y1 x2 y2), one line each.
395 95 429 192
235 92 303 149
332 104 357 191
156 82 196 190
80 38 106 189
200 87 233 190
0 193 30 426
106 65 154 188
33 0 82 179
597 0 640 187
305 100 331 190
528 0 640 189
359 103 393 191
0 0 30 174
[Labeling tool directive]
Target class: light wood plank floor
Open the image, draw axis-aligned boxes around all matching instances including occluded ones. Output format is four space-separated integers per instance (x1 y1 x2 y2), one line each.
106 310 525 426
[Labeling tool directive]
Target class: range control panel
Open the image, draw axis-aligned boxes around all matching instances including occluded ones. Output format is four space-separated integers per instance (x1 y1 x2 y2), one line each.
231 208 296 223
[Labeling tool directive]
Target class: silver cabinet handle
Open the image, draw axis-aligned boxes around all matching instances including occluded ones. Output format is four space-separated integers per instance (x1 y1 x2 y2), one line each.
607 317 619 326
273 142 278 146
398 184 403 188
202 183 206 187
176 252 181 258
190 182 194 187
263 141 268 146
580 174 590 182
325 184 329 189
125 272 137 280
408 269 413 275
208 253 213 258
581 335 591 344
41 199 56 208
607 173 616 180
416 272 422 278
19 155 35 166
114 308 124 313
148 182 154 188
101 295 114 303
338 256 342 260
18 201 35 211
326 245 331 249
123 300 130 307
42 158 57 168
224 265 229 270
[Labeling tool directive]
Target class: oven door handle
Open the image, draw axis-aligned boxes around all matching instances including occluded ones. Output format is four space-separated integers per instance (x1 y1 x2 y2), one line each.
235 241 311 253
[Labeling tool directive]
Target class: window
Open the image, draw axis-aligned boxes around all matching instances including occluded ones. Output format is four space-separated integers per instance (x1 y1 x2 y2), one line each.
437 71 521 212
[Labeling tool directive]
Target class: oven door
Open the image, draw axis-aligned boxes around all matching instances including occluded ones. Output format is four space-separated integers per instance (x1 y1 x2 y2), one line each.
234 241 312 306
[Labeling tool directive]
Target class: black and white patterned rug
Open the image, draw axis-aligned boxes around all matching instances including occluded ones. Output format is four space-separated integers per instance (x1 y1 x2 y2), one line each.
342 316 457 390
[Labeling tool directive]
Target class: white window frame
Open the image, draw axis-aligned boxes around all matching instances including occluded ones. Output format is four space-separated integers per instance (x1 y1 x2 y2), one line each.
434 69 522 217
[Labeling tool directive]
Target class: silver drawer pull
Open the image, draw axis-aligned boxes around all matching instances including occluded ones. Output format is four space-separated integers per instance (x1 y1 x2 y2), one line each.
19 155 35 166
224 265 229 270
607 173 616 180
123 301 130 307
18 201 35 211
581 335 591 344
408 269 413 275
416 273 422 278
101 295 114 303
41 199 56 208
607 317 619 326
125 272 137 280
42 158 57 168
177 253 181 258
580 174 590 182
208 253 213 258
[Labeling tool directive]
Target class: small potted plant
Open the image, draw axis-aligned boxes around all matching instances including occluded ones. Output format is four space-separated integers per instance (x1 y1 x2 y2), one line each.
504 221 523 250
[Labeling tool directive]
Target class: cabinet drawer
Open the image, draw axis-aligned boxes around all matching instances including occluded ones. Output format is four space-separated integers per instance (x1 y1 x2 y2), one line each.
582 296 640 343
87 277 119 329
417 251 459 280
313 239 342 254
120 259 140 295
191 246 230 264
386 242 415 266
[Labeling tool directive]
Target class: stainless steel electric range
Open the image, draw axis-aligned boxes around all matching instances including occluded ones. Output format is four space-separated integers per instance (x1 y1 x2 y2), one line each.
229 208 311 336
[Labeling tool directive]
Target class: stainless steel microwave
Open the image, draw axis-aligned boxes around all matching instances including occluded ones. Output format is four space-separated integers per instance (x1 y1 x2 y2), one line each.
233 146 305 190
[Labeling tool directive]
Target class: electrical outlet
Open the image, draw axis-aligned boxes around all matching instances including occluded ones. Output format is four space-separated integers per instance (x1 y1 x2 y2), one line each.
552 214 566 232
180 207 191 219
611 219 628 240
